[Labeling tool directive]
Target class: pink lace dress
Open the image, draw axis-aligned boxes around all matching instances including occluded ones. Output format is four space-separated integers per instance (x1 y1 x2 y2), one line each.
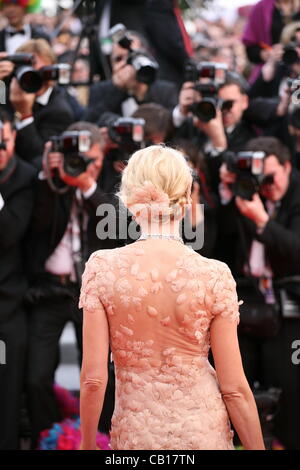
79 239 240 450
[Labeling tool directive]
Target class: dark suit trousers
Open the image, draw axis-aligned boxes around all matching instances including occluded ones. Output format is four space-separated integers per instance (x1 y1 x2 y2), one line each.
0 309 27 450
25 281 115 448
25 286 82 449
239 319 300 449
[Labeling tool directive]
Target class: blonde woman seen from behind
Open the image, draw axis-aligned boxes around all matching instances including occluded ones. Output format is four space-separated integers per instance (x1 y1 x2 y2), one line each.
79 145 265 450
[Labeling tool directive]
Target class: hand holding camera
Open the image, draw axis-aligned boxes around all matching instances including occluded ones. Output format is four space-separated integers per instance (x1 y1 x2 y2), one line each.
112 60 136 91
178 81 200 116
0 52 14 80
235 194 269 229
219 162 236 185
108 24 159 87
43 143 96 192
0 53 71 93
195 108 227 149
43 131 100 194
220 150 273 227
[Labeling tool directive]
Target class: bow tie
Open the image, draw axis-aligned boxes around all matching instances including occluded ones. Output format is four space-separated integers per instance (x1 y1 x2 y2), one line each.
7 29 26 37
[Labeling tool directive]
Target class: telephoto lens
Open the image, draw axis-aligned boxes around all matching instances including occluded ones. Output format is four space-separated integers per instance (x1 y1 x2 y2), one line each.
127 51 159 85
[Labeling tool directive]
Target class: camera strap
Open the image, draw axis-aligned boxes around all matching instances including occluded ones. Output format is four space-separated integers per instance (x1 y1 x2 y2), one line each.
237 214 276 304
71 192 88 285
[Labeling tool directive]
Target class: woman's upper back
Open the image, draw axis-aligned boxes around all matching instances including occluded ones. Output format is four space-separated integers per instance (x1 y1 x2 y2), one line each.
79 240 240 370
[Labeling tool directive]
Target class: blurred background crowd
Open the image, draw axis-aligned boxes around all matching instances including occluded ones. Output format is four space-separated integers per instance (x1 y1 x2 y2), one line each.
1 0 300 452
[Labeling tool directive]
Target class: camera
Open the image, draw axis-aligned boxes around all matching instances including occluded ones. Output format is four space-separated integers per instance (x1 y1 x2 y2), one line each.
108 23 159 85
282 42 300 65
50 131 93 177
108 117 145 158
0 53 71 93
184 61 227 122
223 150 274 200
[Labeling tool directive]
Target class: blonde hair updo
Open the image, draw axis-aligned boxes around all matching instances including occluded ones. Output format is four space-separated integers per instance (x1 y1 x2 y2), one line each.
117 145 193 221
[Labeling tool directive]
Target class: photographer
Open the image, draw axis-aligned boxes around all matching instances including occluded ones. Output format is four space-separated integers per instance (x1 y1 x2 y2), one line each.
99 103 174 196
242 0 300 83
6 39 74 166
25 122 123 448
84 27 178 126
174 70 257 195
219 136 300 449
0 109 36 449
249 21 300 98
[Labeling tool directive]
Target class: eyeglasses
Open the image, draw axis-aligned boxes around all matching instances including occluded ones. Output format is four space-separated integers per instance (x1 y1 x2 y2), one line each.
221 99 236 112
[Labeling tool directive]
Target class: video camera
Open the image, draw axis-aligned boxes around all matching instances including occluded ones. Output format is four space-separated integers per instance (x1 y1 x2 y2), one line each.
0 54 71 93
108 23 159 85
108 117 145 158
50 131 93 177
184 61 228 122
223 150 274 200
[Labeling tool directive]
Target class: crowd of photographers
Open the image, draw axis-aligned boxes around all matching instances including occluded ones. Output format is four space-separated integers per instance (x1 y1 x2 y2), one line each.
1 0 300 451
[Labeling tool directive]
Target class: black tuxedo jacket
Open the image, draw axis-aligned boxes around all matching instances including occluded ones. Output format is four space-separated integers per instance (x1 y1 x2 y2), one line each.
0 24 50 52
84 78 178 125
0 157 36 321
15 86 74 165
218 170 300 280
26 176 133 283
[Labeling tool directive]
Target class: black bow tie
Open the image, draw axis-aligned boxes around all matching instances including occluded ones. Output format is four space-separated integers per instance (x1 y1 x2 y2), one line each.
7 29 26 37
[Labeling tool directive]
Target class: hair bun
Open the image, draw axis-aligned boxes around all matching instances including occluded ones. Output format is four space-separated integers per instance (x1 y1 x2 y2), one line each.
128 181 170 206
126 181 171 220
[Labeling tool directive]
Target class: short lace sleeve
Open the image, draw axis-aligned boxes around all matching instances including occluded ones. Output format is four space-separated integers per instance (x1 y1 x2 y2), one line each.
211 262 241 324
79 252 103 312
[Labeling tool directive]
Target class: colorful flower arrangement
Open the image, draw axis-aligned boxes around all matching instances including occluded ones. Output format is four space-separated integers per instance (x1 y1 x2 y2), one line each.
0 0 41 13
37 384 110 451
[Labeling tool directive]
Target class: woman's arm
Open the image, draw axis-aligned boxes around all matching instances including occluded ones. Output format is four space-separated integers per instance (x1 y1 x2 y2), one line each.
210 315 265 450
80 301 109 450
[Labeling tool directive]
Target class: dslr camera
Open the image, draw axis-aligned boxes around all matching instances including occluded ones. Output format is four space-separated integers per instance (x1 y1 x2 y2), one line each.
184 61 228 122
50 131 93 177
223 150 274 200
0 53 71 93
282 42 300 66
107 117 145 161
108 23 159 85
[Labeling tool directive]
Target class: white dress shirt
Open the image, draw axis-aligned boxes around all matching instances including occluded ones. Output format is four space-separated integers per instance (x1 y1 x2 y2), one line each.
15 86 54 131
44 186 96 279
5 24 31 55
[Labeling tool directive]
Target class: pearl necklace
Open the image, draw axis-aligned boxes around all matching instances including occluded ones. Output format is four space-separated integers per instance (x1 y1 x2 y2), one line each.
137 233 184 244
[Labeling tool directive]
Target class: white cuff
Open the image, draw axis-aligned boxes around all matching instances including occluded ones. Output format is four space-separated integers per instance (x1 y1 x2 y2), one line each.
82 181 97 199
172 105 187 128
38 170 47 180
15 117 34 130
219 182 233 205
0 192 4 211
